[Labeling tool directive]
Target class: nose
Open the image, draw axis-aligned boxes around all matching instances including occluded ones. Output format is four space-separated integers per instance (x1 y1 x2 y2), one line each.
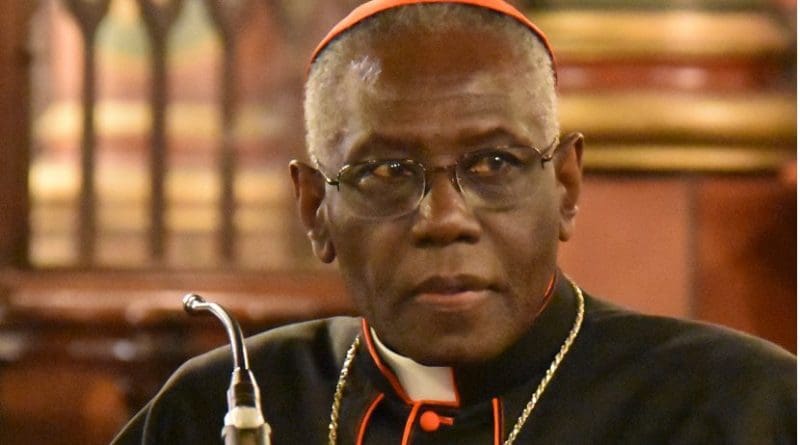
411 171 481 246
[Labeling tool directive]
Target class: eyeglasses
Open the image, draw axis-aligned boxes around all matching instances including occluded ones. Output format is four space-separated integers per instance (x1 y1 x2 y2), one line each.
313 139 559 219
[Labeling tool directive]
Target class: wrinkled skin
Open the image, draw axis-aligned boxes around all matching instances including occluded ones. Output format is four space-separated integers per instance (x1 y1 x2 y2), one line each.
292 27 583 366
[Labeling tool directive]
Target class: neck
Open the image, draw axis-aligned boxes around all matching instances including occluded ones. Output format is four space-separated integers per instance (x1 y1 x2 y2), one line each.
360 270 577 405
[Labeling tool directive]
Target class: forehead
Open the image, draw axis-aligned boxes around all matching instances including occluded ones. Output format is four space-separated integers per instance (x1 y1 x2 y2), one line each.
350 24 526 93
332 26 550 160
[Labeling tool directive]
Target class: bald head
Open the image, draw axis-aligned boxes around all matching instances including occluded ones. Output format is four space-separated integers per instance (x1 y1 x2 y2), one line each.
304 3 558 163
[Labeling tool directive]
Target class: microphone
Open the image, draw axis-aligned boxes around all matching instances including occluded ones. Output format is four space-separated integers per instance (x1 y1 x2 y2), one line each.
183 293 272 445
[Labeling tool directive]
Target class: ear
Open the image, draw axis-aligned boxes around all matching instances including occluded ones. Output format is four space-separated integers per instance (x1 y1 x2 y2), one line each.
553 132 583 242
289 160 336 263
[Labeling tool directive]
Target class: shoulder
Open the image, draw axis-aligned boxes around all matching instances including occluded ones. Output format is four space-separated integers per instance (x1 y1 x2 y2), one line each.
541 290 796 443
580 293 795 392
114 316 361 444
584 294 794 363
174 316 362 385
158 316 362 411
572 293 795 442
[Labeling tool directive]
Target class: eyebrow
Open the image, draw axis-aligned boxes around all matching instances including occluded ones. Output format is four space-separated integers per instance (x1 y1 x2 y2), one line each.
455 126 533 149
344 134 422 163
343 125 537 164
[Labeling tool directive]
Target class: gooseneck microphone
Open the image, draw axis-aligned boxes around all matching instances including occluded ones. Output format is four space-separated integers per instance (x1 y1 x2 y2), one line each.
183 294 272 445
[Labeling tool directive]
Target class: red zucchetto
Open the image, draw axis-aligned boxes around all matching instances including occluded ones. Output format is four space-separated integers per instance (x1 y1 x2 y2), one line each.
308 0 556 80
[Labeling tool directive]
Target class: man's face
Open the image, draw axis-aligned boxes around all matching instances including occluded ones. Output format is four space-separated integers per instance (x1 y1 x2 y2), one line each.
305 27 576 365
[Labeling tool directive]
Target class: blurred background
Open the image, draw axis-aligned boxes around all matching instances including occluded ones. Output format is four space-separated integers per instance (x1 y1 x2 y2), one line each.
0 0 795 443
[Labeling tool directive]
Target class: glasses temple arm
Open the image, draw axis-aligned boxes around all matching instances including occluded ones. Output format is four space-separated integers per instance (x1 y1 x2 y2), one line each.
310 154 341 188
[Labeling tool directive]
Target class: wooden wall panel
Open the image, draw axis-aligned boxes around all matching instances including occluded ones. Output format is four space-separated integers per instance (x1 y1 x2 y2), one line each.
560 173 796 353
694 176 796 351
0 1 35 267
0 364 129 445
559 176 693 317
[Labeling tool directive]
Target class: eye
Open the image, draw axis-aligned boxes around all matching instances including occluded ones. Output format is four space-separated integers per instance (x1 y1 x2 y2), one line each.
342 160 419 191
464 150 524 177
370 160 415 179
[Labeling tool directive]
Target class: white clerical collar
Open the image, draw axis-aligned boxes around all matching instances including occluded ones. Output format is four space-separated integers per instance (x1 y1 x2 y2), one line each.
370 328 458 403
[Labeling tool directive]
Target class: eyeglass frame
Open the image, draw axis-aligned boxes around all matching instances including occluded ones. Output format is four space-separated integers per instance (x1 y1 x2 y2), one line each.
309 137 561 217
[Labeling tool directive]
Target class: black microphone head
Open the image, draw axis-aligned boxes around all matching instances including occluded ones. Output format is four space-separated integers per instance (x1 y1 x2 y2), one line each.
182 293 205 314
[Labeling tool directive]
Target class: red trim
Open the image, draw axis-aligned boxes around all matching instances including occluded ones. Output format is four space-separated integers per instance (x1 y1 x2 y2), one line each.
492 397 503 445
356 393 385 445
362 320 460 407
307 0 557 82
532 272 557 319
544 272 556 299
402 402 423 445
362 320 414 404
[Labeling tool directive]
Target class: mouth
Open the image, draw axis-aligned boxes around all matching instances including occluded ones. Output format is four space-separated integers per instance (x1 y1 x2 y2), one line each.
410 275 497 312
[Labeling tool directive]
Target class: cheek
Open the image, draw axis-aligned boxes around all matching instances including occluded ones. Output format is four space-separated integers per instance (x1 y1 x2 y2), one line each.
500 213 558 262
327 203 409 309
487 197 561 293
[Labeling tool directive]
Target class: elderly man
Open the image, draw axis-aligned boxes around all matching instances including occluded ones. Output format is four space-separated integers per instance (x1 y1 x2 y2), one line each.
113 1 795 444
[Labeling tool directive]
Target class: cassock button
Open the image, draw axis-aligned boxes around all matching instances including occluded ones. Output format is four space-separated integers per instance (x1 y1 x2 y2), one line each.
419 410 442 432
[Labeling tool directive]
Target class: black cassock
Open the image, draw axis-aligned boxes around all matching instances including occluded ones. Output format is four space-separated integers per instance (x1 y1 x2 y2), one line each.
113 274 795 444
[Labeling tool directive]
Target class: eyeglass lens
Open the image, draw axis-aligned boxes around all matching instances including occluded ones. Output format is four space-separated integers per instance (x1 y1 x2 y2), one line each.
335 146 547 219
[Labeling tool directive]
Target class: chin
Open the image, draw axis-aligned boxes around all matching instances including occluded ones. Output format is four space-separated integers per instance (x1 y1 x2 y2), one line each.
404 336 509 367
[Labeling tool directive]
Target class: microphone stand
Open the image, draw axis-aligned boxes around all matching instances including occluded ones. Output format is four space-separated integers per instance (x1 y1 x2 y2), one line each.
183 294 271 445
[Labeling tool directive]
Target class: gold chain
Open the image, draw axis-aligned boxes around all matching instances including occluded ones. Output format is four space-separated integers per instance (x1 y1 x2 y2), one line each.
328 279 585 445
328 334 361 445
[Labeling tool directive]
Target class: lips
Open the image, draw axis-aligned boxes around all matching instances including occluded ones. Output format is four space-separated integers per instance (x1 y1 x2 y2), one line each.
413 274 493 295
410 274 498 312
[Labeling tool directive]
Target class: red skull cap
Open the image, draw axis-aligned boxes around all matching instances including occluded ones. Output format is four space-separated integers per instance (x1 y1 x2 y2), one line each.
308 0 556 82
